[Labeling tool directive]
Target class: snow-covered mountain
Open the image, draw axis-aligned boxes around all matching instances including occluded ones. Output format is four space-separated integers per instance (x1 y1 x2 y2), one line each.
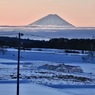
29 14 75 28
0 14 95 40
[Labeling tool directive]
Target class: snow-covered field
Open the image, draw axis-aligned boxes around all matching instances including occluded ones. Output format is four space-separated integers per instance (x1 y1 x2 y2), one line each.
0 48 95 95
0 83 95 95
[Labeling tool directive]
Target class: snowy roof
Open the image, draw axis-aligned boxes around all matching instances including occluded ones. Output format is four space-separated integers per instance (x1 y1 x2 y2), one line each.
29 14 75 28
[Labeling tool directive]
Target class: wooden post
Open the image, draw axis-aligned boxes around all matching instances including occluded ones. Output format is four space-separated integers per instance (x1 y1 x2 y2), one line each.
17 33 23 95
17 33 21 95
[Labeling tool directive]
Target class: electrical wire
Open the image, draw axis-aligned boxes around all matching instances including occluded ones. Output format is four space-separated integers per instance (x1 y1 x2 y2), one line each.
0 32 52 39
24 33 51 39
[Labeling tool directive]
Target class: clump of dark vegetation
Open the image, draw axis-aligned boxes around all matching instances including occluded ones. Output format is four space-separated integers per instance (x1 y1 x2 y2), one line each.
0 37 95 51
38 64 83 73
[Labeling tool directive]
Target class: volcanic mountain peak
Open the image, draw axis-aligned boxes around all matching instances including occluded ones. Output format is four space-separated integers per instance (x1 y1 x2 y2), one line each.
29 14 75 28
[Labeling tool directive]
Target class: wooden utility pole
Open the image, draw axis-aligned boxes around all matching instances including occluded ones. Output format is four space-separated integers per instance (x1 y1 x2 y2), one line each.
90 36 95 63
17 33 23 95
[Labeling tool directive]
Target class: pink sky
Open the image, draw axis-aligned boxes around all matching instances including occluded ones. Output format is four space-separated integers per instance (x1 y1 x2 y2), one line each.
0 0 95 27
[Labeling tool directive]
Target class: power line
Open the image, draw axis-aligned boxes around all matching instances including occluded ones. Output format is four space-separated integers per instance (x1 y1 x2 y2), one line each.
0 32 18 36
0 32 52 39
25 33 51 39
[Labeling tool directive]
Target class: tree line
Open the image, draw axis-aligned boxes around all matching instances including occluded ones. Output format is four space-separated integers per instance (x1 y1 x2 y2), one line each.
0 36 95 51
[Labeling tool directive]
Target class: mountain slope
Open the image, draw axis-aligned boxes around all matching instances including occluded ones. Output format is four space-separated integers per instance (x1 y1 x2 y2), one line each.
29 14 75 28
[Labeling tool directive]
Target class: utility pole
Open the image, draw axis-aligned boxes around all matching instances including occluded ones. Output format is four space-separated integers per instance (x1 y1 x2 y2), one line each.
90 35 95 63
17 33 23 95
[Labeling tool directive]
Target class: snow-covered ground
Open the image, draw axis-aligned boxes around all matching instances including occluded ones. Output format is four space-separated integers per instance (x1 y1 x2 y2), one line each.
0 83 95 95
0 83 68 95
0 48 95 95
